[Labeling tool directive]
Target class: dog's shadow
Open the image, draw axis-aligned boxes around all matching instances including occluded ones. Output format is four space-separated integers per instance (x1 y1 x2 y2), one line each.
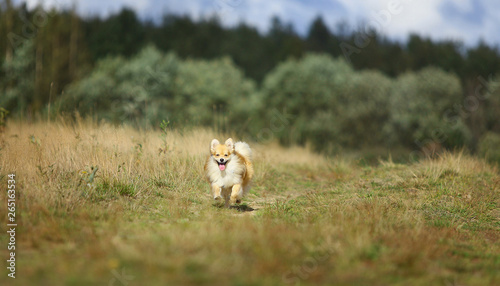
230 204 255 212
213 203 255 212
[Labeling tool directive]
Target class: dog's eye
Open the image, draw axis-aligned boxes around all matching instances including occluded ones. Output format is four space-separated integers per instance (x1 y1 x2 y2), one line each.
224 154 228 157
216 154 219 156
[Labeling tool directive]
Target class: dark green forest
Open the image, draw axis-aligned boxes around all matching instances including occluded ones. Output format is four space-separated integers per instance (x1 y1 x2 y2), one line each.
1 1 500 161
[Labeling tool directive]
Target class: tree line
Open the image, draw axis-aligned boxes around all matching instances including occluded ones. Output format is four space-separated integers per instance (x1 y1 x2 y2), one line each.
1 2 499 160
2 2 500 104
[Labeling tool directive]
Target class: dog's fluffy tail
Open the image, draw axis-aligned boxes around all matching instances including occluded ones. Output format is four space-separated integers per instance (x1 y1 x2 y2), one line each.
235 141 253 195
235 142 252 160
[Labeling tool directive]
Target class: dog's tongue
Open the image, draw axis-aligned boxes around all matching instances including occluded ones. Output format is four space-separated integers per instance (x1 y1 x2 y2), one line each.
219 164 226 171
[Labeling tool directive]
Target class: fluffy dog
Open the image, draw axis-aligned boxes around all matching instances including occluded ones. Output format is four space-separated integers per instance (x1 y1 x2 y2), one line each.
204 138 254 207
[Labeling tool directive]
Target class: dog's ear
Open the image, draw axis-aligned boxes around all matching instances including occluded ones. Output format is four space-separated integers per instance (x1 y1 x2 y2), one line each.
225 138 234 152
210 139 220 153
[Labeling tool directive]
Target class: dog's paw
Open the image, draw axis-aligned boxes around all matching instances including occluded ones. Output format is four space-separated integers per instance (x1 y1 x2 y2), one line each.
214 195 222 201
230 195 242 205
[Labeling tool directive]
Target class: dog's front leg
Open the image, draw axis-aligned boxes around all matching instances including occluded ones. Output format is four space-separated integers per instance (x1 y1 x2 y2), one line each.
212 184 222 201
230 184 243 204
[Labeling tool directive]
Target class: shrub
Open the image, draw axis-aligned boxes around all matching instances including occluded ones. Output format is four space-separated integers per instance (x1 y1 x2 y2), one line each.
55 46 256 130
478 132 500 165
175 56 256 130
55 46 179 126
1 40 35 114
485 76 500 133
259 54 352 148
259 54 392 152
335 70 392 148
386 67 471 150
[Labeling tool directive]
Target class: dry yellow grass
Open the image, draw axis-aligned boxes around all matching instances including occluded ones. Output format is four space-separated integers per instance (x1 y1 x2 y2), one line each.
0 120 499 285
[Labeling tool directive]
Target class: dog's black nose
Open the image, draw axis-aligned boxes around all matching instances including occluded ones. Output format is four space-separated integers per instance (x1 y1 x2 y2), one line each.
220 158 224 163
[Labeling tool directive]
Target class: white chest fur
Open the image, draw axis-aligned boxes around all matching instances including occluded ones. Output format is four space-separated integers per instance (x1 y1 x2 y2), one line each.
206 154 245 188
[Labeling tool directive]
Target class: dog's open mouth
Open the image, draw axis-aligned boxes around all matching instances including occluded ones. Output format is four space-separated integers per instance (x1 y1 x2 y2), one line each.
218 162 227 171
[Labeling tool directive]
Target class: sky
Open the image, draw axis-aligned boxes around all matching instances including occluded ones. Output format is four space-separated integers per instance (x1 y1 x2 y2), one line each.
19 0 500 47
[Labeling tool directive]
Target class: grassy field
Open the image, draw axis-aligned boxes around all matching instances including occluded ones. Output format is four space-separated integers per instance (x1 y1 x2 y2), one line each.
0 120 499 286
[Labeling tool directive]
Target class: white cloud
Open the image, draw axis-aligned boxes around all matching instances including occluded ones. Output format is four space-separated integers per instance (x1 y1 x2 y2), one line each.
449 0 474 12
384 1 446 39
336 0 497 46
479 1 500 46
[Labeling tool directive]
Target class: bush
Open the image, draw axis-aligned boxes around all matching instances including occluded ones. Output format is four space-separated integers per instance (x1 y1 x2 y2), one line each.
1 40 35 114
175 57 256 129
55 46 256 130
386 67 471 150
259 54 352 148
335 70 392 148
55 46 179 126
259 54 392 152
485 76 500 133
478 132 500 165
